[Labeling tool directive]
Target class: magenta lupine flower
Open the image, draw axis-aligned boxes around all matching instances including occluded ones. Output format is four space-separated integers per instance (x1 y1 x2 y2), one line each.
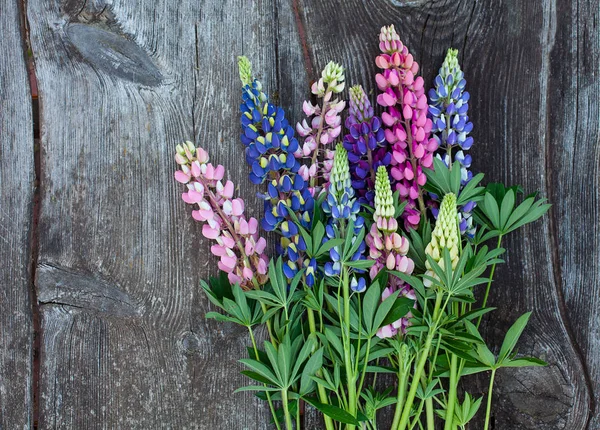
174 141 269 290
295 61 346 194
375 25 438 229
366 166 416 338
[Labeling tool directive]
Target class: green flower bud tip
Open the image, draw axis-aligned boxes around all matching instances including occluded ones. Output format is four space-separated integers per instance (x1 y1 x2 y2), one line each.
322 61 345 92
441 48 462 80
331 143 350 191
424 193 460 285
374 166 394 220
238 56 253 86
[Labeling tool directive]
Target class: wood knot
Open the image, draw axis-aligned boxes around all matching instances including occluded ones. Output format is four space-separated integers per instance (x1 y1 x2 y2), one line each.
179 331 202 356
65 23 163 86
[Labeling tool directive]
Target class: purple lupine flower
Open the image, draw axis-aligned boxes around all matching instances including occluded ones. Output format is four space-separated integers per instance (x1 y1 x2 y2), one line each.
175 142 269 289
343 85 390 205
238 57 315 283
295 61 346 195
375 25 438 230
428 48 476 237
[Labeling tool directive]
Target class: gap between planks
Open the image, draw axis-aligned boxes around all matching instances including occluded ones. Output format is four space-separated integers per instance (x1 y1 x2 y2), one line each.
18 0 42 427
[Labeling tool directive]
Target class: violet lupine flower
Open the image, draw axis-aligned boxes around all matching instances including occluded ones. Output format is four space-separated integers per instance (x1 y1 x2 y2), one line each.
322 144 367 292
428 48 476 237
375 25 438 230
366 166 416 338
342 85 390 205
238 57 315 284
174 142 269 290
295 61 346 195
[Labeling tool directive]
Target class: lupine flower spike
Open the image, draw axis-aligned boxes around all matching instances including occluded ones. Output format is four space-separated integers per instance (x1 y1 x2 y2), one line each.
375 25 438 229
343 85 390 205
174 142 269 289
366 166 416 338
322 144 367 292
424 192 459 287
296 62 346 195
238 57 317 284
429 48 476 237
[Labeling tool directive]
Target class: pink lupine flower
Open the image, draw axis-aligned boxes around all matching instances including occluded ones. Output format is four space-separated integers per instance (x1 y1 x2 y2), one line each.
174 141 269 289
295 61 346 195
367 166 416 338
375 25 438 229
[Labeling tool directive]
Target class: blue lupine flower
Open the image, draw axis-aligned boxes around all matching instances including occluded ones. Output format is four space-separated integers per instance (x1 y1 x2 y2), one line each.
428 49 476 238
238 57 315 282
322 144 367 281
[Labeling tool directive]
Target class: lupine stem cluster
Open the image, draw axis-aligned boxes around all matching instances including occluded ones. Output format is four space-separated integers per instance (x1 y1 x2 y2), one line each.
173 30 550 430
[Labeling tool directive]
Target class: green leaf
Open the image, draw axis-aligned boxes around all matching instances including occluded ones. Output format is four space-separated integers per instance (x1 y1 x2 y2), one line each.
498 312 532 363
483 192 500 228
502 357 547 367
381 297 414 327
239 358 279 386
303 397 361 425
475 344 496 368
300 348 324 396
234 385 280 393
241 370 274 385
500 189 515 228
372 290 401 332
362 281 381 335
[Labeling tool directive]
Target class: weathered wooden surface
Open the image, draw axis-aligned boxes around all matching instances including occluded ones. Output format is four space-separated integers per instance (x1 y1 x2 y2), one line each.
0 0 593 428
26 0 278 427
0 0 34 428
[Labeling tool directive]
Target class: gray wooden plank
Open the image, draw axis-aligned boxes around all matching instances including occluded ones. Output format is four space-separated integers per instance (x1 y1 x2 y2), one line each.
27 0 282 427
548 0 600 428
0 0 34 428
284 0 592 428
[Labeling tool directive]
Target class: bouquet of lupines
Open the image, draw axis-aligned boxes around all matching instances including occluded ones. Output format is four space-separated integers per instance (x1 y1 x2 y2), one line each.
173 25 551 430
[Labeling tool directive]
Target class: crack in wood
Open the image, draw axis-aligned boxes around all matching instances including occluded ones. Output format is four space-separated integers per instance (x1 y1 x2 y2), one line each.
18 0 42 426
36 263 142 317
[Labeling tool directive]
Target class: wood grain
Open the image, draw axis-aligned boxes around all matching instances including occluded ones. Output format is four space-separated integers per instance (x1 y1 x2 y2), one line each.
17 0 599 428
0 0 34 428
27 0 279 427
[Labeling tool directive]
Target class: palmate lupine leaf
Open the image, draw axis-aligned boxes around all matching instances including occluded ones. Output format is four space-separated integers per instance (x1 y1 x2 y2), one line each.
474 183 551 240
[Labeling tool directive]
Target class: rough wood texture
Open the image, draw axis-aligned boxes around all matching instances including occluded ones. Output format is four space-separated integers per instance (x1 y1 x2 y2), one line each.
0 1 34 428
11 0 598 428
27 0 278 427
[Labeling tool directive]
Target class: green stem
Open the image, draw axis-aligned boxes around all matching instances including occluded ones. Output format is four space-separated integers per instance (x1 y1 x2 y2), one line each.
483 370 497 430
397 292 444 430
342 268 357 429
307 308 335 430
249 328 281 430
296 400 302 430
390 367 408 430
281 390 294 430
425 397 434 430
357 337 372 397
476 235 503 328
443 354 458 430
